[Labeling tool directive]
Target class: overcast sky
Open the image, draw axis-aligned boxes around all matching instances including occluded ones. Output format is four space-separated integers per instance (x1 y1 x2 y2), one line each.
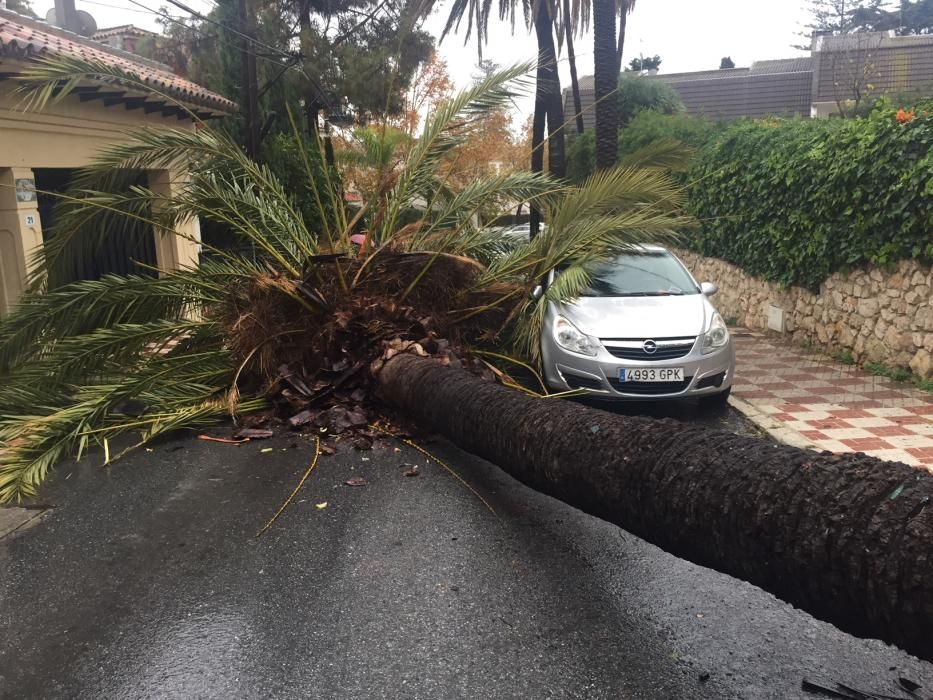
35 0 814 117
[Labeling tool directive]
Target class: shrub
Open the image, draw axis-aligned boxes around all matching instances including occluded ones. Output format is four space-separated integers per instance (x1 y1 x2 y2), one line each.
566 130 595 184
620 111 722 157
568 112 721 185
262 132 341 236
618 73 684 127
687 104 933 289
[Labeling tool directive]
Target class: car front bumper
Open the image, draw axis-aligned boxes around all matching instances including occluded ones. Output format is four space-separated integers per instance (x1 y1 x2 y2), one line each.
542 338 735 400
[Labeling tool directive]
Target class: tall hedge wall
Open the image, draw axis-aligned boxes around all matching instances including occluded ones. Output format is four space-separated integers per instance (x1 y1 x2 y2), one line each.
687 106 933 290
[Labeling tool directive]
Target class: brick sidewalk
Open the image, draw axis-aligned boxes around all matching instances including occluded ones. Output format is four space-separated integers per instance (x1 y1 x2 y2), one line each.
729 329 933 471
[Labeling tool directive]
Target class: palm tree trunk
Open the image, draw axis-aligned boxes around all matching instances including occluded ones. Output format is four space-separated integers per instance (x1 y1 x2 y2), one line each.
529 94 546 239
296 2 337 169
534 3 566 179
593 0 618 170
615 2 629 74
378 354 933 663
562 0 585 134
297 0 321 139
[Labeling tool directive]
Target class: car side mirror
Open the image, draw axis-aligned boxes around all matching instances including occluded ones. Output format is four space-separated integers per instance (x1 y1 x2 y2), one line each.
701 282 719 296
530 284 544 301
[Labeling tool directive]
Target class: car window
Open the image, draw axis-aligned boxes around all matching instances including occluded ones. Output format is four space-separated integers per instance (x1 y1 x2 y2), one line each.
580 252 700 297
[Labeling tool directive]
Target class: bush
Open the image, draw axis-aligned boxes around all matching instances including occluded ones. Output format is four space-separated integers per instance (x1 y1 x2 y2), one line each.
620 111 722 157
567 112 720 184
687 104 933 289
618 73 684 126
566 130 595 184
262 132 341 235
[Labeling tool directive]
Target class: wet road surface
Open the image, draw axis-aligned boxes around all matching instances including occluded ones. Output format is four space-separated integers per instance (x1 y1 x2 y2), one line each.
1 404 931 699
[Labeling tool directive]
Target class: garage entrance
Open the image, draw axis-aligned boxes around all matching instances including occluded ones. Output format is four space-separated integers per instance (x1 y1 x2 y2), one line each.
34 168 158 287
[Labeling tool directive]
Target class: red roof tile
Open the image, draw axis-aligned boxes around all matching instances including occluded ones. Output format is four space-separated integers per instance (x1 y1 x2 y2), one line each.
0 9 236 114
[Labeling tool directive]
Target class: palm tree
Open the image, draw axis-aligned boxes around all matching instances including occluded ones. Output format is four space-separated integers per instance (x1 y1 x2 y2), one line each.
561 0 586 134
0 56 688 502
559 0 636 165
533 0 567 179
10 56 932 670
592 0 619 169
441 0 567 180
616 0 635 74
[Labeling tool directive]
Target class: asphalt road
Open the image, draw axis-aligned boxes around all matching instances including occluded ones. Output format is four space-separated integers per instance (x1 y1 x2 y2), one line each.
1 404 931 699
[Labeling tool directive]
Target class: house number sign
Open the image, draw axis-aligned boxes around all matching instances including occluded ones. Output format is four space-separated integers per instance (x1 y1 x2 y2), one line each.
15 178 36 203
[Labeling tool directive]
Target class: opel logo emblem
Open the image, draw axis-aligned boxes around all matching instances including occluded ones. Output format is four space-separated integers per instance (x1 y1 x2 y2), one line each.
643 339 657 354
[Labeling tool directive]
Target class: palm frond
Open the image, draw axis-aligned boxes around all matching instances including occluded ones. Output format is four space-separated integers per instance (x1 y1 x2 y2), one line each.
0 347 236 502
0 262 251 371
475 164 692 360
408 170 557 252
618 138 695 172
379 63 535 242
15 55 199 117
0 320 211 411
445 227 525 266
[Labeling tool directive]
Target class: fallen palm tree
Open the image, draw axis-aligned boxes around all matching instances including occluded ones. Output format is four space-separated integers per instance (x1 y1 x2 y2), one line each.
4 58 930 664
378 353 933 662
0 59 688 500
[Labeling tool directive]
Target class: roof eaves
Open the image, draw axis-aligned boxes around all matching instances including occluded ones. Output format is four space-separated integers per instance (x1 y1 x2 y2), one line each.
0 8 237 114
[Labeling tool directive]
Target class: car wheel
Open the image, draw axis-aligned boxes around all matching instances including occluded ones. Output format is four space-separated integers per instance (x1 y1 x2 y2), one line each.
699 386 731 409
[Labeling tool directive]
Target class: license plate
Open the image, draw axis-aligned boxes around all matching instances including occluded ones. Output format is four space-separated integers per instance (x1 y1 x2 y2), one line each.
619 367 684 382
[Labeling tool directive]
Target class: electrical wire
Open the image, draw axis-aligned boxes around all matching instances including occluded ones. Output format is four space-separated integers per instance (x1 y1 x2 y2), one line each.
80 0 155 15
121 0 333 109
159 0 301 61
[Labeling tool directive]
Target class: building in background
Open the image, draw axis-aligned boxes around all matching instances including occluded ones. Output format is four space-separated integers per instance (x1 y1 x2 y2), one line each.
566 31 933 125
92 24 157 54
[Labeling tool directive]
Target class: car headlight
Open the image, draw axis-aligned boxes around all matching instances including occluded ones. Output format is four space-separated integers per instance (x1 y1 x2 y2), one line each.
702 312 730 354
554 316 600 357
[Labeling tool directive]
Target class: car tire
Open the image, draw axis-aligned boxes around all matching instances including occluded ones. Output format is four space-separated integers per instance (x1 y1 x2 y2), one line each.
699 386 731 409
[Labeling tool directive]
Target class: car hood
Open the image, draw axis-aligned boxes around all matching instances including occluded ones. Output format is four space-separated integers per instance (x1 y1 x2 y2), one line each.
558 294 711 339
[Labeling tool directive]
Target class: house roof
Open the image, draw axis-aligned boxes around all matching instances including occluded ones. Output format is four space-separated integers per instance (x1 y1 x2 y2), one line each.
572 56 813 92
749 57 813 74
813 30 933 54
0 9 236 114
93 24 158 41
647 57 812 84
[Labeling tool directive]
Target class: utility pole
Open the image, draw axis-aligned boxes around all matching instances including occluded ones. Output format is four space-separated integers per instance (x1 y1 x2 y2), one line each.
53 0 80 32
238 0 261 161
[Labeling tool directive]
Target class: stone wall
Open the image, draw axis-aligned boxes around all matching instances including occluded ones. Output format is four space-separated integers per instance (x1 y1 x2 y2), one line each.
674 249 933 379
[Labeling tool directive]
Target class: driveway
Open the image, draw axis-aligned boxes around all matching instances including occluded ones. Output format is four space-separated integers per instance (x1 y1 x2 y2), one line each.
1 419 931 699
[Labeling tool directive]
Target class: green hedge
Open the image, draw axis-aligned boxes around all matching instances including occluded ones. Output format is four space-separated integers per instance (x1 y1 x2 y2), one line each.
688 105 933 289
620 110 723 157
564 105 933 289
566 112 723 184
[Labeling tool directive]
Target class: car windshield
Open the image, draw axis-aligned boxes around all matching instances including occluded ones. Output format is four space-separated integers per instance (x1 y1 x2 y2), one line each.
580 251 700 297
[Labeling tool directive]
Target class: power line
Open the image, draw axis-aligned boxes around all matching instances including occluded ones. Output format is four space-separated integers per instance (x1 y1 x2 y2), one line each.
121 0 332 109
122 0 290 71
159 0 300 62
81 0 155 15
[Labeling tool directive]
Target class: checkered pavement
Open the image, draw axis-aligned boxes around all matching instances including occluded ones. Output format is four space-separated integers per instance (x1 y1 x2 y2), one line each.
730 330 933 471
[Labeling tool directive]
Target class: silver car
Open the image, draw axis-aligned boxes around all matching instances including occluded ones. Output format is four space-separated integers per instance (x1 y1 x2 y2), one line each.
539 245 735 404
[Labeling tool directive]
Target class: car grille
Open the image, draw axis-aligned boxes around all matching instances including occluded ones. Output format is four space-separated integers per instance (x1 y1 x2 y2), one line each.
607 377 693 395
602 337 695 362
